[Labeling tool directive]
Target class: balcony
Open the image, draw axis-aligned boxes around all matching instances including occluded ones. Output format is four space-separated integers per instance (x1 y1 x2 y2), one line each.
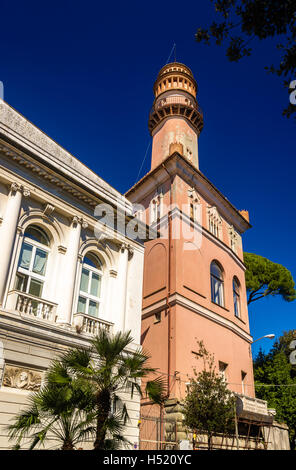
154 95 197 112
5 291 114 336
73 312 113 336
235 393 273 424
6 290 58 323
148 95 203 134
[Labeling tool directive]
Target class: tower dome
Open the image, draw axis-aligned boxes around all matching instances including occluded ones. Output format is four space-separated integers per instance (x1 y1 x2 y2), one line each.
148 62 203 136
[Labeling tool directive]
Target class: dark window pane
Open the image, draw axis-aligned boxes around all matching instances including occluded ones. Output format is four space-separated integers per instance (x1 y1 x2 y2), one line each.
15 273 28 292
88 300 99 317
78 296 87 313
210 262 223 280
29 279 43 298
18 243 33 270
33 249 48 275
83 253 101 270
90 273 101 298
25 225 50 246
80 268 89 293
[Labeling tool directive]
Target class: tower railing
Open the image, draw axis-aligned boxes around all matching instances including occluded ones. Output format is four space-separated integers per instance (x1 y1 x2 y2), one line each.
148 95 203 134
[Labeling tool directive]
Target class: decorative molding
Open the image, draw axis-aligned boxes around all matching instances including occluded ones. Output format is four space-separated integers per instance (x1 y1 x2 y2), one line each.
22 187 31 197
0 143 99 207
72 216 88 229
228 224 239 254
58 245 67 255
10 182 21 193
9 183 31 197
3 365 42 391
120 243 134 257
43 204 55 216
188 187 200 203
109 269 118 278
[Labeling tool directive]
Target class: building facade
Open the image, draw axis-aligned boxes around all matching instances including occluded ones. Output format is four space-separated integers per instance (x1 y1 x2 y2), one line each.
125 63 279 447
0 100 146 449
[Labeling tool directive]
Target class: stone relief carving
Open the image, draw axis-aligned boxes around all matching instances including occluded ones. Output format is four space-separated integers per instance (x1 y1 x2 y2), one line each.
3 365 42 391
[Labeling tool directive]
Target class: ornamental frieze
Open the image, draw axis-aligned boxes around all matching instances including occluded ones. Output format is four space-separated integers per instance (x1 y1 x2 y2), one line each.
3 365 42 391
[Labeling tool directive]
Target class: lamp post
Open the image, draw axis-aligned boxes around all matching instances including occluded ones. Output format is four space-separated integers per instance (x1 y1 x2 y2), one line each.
252 334 275 344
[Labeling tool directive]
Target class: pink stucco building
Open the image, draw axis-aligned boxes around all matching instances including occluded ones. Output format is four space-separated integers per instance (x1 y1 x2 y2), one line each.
126 63 256 435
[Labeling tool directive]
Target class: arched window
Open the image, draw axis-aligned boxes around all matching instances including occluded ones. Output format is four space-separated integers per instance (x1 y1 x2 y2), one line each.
15 225 50 298
77 253 102 317
233 277 240 318
210 261 224 307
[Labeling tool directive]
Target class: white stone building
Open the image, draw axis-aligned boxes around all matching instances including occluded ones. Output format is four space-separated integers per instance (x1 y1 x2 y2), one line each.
0 100 146 449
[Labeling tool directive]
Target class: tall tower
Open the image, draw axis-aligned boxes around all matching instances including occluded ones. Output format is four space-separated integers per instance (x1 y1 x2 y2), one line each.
126 62 256 444
148 63 203 170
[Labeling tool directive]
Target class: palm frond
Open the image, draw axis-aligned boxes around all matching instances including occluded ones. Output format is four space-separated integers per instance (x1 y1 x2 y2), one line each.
145 376 167 404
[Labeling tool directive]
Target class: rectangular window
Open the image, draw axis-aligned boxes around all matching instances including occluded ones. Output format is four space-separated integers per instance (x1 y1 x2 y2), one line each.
29 278 43 298
80 268 89 293
211 277 224 306
88 300 99 317
241 371 247 395
32 249 48 275
17 240 49 299
78 296 87 314
19 243 33 270
219 361 228 382
234 293 240 317
90 273 101 298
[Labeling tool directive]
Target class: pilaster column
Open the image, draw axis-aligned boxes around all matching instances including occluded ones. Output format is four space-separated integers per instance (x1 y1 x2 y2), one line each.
0 341 4 387
0 183 26 304
114 244 130 332
56 216 87 325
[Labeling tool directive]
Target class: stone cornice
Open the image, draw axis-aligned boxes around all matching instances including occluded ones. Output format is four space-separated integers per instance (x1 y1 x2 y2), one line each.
125 152 251 234
0 140 101 208
0 100 131 214
155 207 246 270
0 149 151 246
142 293 253 343
0 309 94 350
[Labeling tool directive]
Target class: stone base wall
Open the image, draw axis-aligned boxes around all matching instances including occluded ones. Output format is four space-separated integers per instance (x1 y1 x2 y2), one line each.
163 398 290 451
0 313 140 450
263 421 290 450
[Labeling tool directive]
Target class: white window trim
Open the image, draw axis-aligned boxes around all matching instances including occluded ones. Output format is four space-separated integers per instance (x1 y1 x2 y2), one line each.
233 278 241 318
78 260 103 317
229 225 238 253
17 236 50 296
188 188 200 222
207 206 222 240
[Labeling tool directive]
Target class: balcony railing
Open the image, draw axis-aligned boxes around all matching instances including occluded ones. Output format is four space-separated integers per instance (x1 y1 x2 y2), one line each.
73 312 113 336
153 95 198 113
148 95 203 134
6 290 58 323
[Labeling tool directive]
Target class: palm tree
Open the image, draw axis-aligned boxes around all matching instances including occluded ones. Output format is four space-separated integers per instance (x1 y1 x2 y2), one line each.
7 364 96 450
54 329 166 450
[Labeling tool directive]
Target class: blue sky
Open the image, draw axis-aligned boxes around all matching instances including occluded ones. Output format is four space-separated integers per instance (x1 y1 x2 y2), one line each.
0 0 295 357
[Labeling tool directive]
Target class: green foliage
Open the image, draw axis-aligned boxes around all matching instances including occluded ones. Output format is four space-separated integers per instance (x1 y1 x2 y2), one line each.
7 366 96 450
254 331 296 449
7 329 166 450
183 341 235 450
52 329 166 450
195 1 296 118
244 252 296 305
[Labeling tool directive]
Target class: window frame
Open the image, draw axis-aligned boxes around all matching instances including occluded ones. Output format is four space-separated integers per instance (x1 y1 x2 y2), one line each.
77 255 103 318
233 277 241 318
16 227 50 298
210 261 224 307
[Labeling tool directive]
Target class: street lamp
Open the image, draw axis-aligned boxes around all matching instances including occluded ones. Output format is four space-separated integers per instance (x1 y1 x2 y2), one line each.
252 334 275 344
